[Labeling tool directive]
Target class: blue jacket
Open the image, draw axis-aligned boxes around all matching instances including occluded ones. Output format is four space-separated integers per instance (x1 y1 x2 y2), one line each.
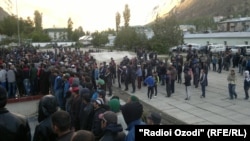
144 76 155 87
125 119 145 141
54 76 63 91
63 81 70 98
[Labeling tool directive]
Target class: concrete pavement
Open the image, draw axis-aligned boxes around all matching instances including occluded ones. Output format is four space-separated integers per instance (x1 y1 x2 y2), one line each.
116 68 250 125
6 64 250 125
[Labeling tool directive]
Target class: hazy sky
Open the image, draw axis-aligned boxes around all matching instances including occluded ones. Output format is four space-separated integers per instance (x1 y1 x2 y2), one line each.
13 0 163 32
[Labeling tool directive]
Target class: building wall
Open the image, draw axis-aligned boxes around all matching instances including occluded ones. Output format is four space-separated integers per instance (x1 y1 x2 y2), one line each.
184 32 250 46
48 31 68 41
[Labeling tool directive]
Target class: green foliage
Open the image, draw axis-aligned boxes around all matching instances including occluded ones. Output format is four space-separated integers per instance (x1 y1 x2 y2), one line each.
67 18 74 40
0 15 18 36
123 4 130 28
114 27 143 50
150 15 183 54
34 10 42 31
30 31 51 42
91 31 109 47
115 12 121 34
72 26 85 41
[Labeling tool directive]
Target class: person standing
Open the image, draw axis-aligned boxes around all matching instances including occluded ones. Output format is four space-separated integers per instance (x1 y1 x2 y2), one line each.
121 101 145 141
184 70 192 100
6 65 16 98
33 95 58 141
0 85 31 141
146 112 162 125
0 65 7 90
243 70 250 100
136 65 142 90
200 69 207 98
104 67 113 97
144 75 155 101
99 111 126 141
117 65 123 89
217 55 222 73
165 70 171 97
51 110 74 141
153 71 159 97
227 69 237 100
129 64 136 93
123 66 129 91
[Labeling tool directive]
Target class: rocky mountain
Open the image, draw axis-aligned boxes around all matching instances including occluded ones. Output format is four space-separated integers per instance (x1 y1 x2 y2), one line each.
151 0 250 22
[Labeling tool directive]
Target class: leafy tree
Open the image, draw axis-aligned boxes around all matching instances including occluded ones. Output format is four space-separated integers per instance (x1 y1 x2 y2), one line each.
91 31 108 47
67 17 73 40
34 10 43 31
30 30 51 42
123 4 130 28
114 27 138 50
72 26 85 41
115 12 121 34
151 15 183 54
0 15 18 36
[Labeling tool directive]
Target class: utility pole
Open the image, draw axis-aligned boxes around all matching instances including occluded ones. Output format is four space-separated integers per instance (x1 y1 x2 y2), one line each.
16 0 20 46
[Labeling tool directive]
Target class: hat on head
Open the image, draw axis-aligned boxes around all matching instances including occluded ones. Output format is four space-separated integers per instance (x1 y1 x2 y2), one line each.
80 88 90 96
110 96 120 101
121 101 143 125
147 112 162 124
71 83 79 93
96 79 105 85
130 95 139 102
108 99 120 113
95 98 104 105
99 111 117 124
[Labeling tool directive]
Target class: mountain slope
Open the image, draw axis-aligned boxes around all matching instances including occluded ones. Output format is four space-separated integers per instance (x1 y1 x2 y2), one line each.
162 0 250 21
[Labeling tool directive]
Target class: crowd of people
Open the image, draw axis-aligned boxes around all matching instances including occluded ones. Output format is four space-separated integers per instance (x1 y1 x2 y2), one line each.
0 46 163 141
1 44 250 141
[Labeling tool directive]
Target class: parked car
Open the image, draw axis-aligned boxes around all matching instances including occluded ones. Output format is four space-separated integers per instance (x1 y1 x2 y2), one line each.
230 44 250 55
209 44 226 53
169 46 178 52
182 43 202 52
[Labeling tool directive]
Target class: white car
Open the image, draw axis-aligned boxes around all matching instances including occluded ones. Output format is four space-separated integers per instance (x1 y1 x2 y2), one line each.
169 46 178 52
209 44 226 53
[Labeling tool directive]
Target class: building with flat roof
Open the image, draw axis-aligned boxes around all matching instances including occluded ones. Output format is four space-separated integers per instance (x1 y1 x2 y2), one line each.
184 32 250 46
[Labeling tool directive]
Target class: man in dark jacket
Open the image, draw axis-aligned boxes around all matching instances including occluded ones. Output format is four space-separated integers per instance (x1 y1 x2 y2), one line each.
33 95 58 141
0 85 31 141
79 92 94 131
91 98 107 140
99 111 126 141
51 110 74 141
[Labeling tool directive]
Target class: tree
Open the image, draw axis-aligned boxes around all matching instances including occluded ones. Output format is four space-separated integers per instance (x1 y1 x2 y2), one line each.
72 26 85 41
115 12 121 34
114 27 138 50
0 15 18 36
34 10 43 31
91 31 108 47
151 15 183 54
123 4 130 28
67 17 74 41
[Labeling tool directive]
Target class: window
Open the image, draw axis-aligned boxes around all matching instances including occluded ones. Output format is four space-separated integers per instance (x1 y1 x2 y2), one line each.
245 41 248 45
